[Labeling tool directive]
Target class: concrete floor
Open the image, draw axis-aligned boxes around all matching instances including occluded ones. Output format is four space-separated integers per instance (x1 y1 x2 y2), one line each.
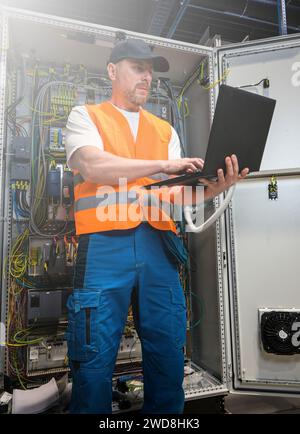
184 394 300 414
225 394 300 414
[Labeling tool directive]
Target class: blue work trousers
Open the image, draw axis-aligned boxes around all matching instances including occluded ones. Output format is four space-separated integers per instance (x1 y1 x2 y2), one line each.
66 223 187 414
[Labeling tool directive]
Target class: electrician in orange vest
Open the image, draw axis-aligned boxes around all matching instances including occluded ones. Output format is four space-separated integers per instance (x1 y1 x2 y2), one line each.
65 38 249 414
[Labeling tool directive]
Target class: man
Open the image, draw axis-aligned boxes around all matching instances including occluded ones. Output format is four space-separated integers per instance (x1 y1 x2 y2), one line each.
65 38 249 414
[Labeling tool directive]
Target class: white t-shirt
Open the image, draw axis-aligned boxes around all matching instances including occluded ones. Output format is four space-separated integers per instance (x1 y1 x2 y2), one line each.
65 105 182 177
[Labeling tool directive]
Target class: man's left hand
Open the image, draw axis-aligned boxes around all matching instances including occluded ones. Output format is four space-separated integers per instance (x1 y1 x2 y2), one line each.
199 154 249 200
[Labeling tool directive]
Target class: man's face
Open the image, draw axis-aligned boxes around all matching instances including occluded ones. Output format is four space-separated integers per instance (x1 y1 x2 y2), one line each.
108 58 153 109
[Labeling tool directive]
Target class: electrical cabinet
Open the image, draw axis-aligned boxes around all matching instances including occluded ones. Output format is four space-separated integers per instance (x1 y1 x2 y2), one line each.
0 6 300 412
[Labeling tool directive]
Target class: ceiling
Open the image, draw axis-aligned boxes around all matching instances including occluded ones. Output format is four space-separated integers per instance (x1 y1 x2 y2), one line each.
1 0 300 45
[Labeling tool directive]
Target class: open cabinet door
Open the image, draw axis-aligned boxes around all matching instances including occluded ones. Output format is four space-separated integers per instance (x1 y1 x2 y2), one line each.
215 34 300 395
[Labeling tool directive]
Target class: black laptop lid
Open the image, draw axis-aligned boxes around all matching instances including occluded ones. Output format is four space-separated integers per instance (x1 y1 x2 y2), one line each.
202 84 276 176
144 84 276 189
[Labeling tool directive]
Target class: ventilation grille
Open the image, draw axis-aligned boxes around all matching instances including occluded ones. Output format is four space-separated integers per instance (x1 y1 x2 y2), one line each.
260 310 300 355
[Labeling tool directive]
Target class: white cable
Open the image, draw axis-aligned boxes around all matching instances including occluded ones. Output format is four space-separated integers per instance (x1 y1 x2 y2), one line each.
184 184 236 233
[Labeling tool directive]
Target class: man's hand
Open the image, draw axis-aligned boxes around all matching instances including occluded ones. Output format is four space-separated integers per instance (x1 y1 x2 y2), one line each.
199 154 249 200
162 158 204 175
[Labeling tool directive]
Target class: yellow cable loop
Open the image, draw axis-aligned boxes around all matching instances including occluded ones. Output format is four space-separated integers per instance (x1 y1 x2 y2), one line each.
0 342 29 347
177 65 230 112
8 229 29 279
42 115 68 125
12 359 27 390
202 68 230 90
183 100 190 118
21 101 54 116
13 328 44 345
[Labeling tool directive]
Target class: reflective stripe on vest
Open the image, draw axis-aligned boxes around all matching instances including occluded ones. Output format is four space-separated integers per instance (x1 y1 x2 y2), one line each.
75 191 139 213
74 190 182 222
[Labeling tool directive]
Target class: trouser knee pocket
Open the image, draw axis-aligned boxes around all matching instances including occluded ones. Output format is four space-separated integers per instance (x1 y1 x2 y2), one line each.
66 290 101 362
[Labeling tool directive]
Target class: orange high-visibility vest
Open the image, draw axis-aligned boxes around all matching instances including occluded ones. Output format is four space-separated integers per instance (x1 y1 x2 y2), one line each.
73 101 178 235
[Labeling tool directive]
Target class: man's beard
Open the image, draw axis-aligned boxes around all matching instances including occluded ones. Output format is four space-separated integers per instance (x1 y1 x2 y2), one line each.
126 86 149 107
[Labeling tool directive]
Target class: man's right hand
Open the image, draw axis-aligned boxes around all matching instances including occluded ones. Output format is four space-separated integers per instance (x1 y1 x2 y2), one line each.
162 158 204 175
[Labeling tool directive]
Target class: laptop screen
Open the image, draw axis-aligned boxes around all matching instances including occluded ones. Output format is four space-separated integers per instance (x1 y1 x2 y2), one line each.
144 84 276 189
202 84 276 177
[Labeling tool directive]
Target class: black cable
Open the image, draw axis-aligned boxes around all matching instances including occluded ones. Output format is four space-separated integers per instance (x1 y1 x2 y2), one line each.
159 77 186 157
177 59 208 96
239 78 270 89
20 190 30 213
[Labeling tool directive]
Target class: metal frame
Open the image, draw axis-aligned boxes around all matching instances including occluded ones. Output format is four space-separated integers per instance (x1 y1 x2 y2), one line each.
216 32 300 58
166 0 191 39
2 74 15 382
163 1 298 41
210 54 229 388
0 11 9 391
1 6 213 56
184 50 230 395
187 3 299 34
215 201 229 386
277 0 288 35
211 49 235 391
147 0 177 37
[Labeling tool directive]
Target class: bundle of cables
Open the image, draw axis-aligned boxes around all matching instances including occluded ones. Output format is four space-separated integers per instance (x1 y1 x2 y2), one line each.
11 181 30 221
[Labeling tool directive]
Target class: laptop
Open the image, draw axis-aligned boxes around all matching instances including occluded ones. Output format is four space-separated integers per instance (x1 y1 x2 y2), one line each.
144 84 276 189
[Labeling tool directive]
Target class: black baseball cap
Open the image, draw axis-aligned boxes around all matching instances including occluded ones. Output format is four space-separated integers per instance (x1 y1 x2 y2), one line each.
108 38 169 72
